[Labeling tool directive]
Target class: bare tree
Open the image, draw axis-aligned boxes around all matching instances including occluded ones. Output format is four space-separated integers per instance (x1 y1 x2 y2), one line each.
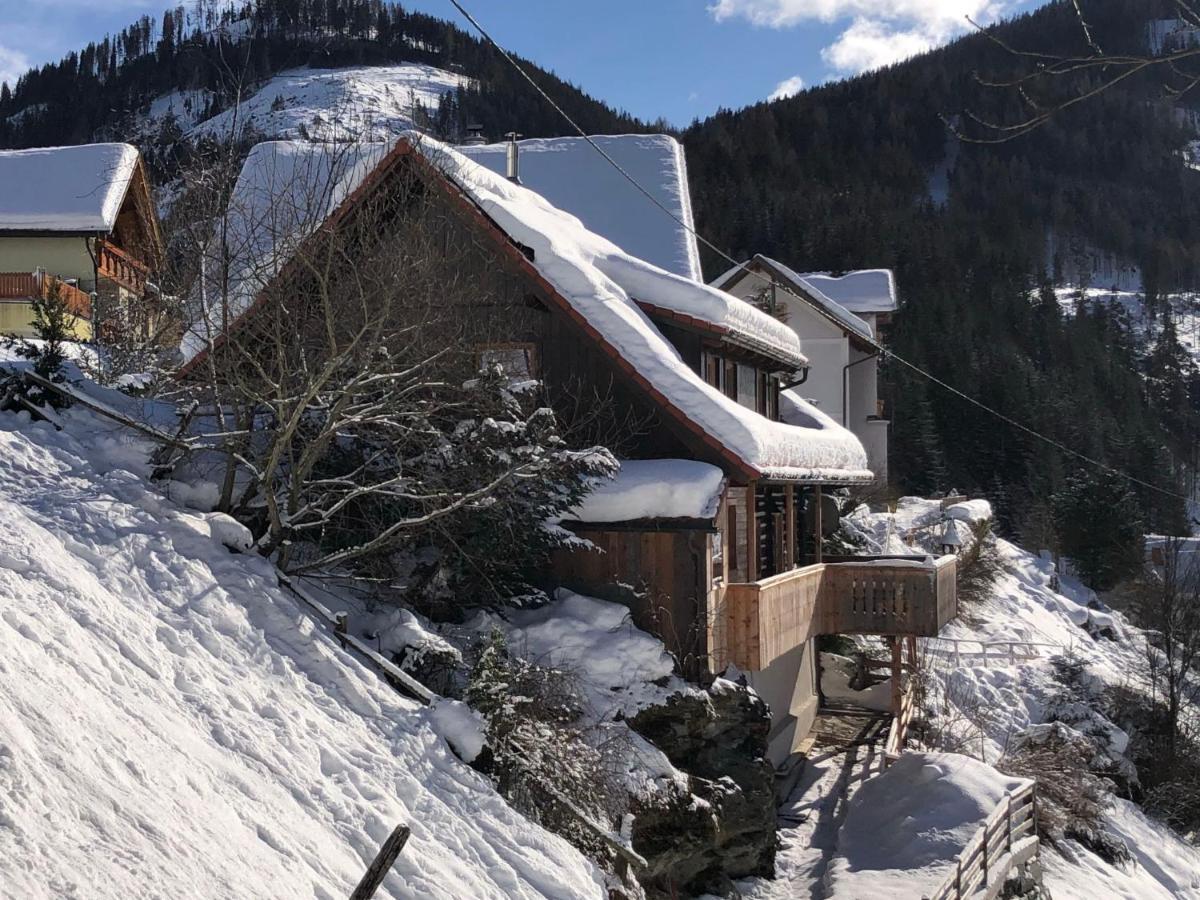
167 135 613 603
955 0 1200 142
1134 537 1200 766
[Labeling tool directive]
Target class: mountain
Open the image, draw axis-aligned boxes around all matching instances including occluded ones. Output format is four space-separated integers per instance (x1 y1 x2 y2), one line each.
683 0 1200 539
0 0 648 156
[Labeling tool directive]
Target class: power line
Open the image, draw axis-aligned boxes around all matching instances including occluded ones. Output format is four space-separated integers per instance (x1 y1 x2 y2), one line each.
444 0 1194 505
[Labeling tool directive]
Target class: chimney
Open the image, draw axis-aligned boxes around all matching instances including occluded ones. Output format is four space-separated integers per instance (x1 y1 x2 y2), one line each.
505 131 522 183
462 123 486 145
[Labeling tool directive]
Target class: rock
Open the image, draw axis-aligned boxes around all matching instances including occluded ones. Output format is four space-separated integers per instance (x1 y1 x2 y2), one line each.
629 681 776 897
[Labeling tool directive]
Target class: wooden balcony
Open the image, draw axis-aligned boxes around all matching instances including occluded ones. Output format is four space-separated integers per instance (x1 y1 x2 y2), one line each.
716 554 957 671
96 240 150 293
0 271 92 319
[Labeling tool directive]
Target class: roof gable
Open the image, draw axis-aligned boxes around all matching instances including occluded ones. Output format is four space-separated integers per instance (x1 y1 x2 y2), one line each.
179 136 870 484
0 144 141 233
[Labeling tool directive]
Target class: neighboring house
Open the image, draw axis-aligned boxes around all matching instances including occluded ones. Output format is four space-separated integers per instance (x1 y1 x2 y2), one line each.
180 135 955 766
459 134 702 281
0 143 163 341
713 256 897 483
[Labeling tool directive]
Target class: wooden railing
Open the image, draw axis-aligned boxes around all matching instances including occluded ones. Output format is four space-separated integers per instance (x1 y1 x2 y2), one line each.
928 638 1066 669
718 555 957 671
0 271 92 318
923 782 1038 900
96 240 150 293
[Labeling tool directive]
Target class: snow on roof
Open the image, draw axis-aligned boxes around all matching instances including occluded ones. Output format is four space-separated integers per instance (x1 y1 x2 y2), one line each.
179 141 393 364
794 267 898 314
459 135 703 282
433 139 866 481
713 255 875 341
182 135 869 482
0 143 139 232
568 459 726 523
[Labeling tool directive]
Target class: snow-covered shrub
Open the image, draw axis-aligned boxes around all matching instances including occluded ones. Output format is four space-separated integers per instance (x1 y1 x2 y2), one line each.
466 630 628 866
998 725 1114 855
1 277 76 407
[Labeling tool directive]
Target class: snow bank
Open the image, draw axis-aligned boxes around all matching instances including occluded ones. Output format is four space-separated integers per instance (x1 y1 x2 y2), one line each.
470 589 682 721
461 135 703 282
827 752 1030 900
0 143 138 232
0 402 606 899
569 459 725 522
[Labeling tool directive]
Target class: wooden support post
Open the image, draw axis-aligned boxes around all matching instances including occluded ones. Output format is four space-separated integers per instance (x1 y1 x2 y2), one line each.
784 484 795 570
746 483 758 583
350 824 411 900
813 484 824 563
335 611 349 649
890 637 902 721
982 821 989 885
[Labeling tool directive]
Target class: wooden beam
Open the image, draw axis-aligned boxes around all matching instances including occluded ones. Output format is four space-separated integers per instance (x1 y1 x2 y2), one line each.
350 825 411 900
784 484 795 570
813 484 824 564
890 637 902 720
746 483 758 583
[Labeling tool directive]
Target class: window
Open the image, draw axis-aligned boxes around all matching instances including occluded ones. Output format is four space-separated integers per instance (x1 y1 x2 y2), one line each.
703 351 723 389
724 359 738 400
478 343 538 378
736 363 757 410
767 377 780 420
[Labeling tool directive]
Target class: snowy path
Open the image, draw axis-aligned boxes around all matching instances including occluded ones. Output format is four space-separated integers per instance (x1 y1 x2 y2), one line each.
0 407 605 899
733 705 889 899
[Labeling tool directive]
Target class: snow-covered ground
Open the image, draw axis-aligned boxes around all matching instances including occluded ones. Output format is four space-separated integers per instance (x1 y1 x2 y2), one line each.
733 497 1200 898
143 65 470 142
0 381 606 898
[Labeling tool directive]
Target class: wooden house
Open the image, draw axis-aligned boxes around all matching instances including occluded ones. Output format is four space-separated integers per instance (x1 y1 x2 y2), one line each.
0 143 163 341
713 256 897 484
179 135 957 765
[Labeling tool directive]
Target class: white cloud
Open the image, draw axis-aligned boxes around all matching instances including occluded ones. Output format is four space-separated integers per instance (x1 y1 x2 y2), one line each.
708 0 1011 74
0 45 30 89
769 75 806 101
820 18 936 72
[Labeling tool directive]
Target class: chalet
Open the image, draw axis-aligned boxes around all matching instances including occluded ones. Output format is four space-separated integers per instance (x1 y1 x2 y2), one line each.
0 143 163 341
179 135 956 766
713 256 897 483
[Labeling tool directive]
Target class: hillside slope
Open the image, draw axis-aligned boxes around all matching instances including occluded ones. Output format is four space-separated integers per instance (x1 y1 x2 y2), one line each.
0 384 605 899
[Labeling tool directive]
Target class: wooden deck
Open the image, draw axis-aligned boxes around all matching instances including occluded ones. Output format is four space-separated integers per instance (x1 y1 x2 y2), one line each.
0 271 92 319
716 555 957 671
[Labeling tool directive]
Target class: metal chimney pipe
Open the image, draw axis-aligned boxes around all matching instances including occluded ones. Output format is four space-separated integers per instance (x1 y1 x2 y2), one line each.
505 131 522 183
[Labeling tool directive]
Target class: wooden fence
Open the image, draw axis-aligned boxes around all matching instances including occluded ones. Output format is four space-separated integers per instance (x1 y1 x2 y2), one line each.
922 782 1038 900
0 271 92 318
928 638 1065 670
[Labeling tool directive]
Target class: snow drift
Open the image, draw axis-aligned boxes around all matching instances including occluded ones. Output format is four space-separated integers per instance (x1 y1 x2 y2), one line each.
0 395 605 899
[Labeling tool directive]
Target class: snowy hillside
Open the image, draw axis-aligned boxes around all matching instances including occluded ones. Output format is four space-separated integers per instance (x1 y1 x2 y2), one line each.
0 380 604 898
144 65 469 141
848 499 1200 898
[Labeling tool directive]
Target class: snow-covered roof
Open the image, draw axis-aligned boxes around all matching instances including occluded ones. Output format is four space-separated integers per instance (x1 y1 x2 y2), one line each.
794 268 897 314
713 255 877 341
459 135 703 283
0 143 140 232
180 141 394 364
181 135 870 483
568 459 726 523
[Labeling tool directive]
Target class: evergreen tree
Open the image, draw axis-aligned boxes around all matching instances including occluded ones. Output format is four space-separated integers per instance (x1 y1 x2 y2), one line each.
1052 471 1145 590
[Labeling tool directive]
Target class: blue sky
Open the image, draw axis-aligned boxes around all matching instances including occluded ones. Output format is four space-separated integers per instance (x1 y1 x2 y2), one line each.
0 0 1046 125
